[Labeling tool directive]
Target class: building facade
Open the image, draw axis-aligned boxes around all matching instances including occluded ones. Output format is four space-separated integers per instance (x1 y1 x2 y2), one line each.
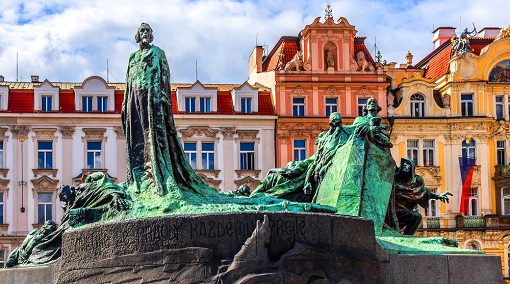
386 24 510 276
0 76 276 266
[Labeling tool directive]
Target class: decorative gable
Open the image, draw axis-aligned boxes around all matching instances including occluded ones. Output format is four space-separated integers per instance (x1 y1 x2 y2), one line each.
231 81 258 113
176 80 218 112
34 79 60 112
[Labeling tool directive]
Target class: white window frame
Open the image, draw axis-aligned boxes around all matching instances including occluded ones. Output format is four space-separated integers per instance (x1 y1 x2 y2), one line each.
97 96 108 112
496 95 505 120
462 139 476 159
427 188 438 216
37 192 53 224
176 81 218 112
184 142 198 169
37 141 53 169
293 139 307 161
410 93 425 117
469 187 479 216
0 192 4 224
502 187 510 215
407 140 419 166
86 141 103 169
292 97 305 117
240 97 252 113
199 97 211 113
0 140 3 169
239 142 256 170
82 96 93 112
357 98 368 116
498 140 506 165
41 95 53 112
461 93 474 117
325 97 338 116
423 140 435 166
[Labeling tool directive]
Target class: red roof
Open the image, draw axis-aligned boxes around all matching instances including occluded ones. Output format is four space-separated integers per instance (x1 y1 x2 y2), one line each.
114 90 123 114
257 92 274 115
8 90 34 113
59 90 75 113
354 37 376 65
217 92 234 114
263 36 300 71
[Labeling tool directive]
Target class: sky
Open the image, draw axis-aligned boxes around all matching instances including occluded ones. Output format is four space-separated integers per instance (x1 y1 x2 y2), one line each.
0 0 508 84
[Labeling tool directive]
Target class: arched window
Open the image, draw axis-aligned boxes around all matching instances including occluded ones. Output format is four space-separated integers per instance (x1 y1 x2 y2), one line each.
410 94 425 117
466 241 481 251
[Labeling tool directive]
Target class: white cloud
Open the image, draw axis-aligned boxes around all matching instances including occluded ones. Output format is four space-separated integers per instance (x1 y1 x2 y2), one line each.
0 0 508 83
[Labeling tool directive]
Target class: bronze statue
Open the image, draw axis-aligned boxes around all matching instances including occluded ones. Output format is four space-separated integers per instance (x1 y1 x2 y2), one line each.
122 23 215 197
394 158 452 235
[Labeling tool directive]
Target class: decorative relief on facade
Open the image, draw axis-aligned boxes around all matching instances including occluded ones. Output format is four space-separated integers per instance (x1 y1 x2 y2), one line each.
319 35 341 42
32 169 58 178
415 166 441 185
221 127 236 140
284 51 304 71
113 126 125 139
0 127 8 141
10 125 30 139
472 165 481 186
81 128 106 142
59 126 76 139
196 173 222 190
179 126 219 139
310 36 317 43
235 170 261 179
32 128 58 142
290 86 310 97
31 175 59 194
322 86 339 98
354 85 373 97
0 179 10 196
343 36 350 43
234 176 261 190
236 130 259 141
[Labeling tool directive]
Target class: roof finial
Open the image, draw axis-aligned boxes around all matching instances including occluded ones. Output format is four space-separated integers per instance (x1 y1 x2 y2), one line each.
324 4 333 21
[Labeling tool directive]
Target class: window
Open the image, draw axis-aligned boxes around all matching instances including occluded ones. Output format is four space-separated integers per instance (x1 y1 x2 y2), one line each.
86 141 102 169
462 139 476 159
37 193 53 224
423 140 435 166
240 142 255 170
97 96 108 112
41 95 52 112
469 187 478 216
0 141 3 168
357 98 367 116
461 94 474 116
407 140 419 166
325 98 338 116
201 142 214 170
82 96 93 112
199 97 211 113
0 193 3 224
427 188 438 217
292 98 305 116
496 96 504 120
0 249 4 268
241 97 252 113
502 187 510 215
185 97 196 113
498 140 506 165
37 141 53 169
294 139 306 161
184 142 197 170
410 94 425 117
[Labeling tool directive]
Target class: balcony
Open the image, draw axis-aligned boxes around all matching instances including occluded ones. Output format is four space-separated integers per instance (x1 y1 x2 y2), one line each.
494 165 510 178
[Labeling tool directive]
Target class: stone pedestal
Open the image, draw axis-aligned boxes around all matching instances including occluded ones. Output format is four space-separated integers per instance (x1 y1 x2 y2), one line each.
0 212 503 283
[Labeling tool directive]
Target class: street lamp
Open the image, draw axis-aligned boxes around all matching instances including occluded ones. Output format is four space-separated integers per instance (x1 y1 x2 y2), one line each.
18 136 26 213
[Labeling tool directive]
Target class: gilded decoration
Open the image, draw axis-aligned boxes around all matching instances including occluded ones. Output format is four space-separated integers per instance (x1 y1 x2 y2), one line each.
496 23 510 40
59 126 75 139
234 176 261 190
290 86 309 97
221 127 236 140
179 126 219 139
32 128 58 142
10 125 30 139
81 128 106 142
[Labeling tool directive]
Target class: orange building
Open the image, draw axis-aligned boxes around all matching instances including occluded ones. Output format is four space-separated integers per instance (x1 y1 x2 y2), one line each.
248 14 389 167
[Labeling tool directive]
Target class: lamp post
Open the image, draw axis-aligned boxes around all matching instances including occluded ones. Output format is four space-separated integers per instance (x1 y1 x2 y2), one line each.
18 136 26 213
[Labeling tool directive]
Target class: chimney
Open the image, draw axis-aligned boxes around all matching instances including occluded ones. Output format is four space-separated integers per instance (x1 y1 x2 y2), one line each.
31 75 39 83
432 27 457 48
479 27 501 38
249 46 264 74
0 75 4 82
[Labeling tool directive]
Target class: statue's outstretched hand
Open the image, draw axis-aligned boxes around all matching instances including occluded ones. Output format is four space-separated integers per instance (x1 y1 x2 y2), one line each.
437 191 453 203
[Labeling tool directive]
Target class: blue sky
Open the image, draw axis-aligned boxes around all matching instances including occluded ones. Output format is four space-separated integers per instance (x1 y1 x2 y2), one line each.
0 0 508 84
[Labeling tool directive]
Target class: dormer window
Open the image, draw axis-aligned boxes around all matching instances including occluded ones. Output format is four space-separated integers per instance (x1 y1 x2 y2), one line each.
177 80 218 113
34 80 59 112
74 76 115 112
231 82 258 113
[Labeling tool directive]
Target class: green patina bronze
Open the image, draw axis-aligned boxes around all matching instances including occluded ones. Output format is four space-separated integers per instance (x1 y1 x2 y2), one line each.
6 24 479 268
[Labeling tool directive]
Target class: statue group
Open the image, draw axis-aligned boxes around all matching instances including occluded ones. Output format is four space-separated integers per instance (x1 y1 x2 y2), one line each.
6 23 452 268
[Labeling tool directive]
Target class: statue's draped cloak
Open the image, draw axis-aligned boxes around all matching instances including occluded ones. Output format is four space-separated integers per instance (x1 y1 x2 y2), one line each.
122 46 213 196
